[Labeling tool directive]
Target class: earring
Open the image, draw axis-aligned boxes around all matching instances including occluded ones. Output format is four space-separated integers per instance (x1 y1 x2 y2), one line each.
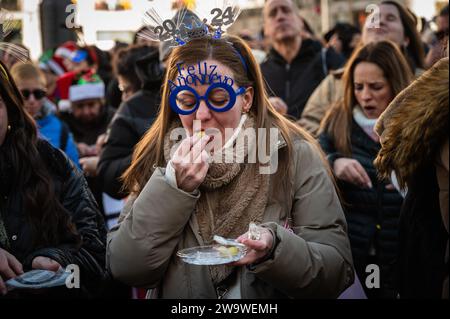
7 125 11 131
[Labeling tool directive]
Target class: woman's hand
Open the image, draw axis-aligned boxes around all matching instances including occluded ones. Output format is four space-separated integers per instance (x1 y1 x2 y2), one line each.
77 143 98 157
0 248 23 295
31 256 62 272
333 158 372 189
232 227 274 266
268 97 288 115
95 133 107 154
171 134 212 193
80 156 99 177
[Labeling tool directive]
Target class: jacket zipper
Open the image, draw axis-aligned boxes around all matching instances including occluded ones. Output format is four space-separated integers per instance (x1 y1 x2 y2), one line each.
285 64 291 103
375 181 384 255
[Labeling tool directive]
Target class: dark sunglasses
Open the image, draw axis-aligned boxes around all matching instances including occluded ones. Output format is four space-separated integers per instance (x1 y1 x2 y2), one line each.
21 89 47 100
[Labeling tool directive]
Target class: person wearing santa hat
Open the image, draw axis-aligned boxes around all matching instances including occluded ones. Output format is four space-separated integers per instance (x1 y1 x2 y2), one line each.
38 48 69 104
59 70 114 215
54 44 101 112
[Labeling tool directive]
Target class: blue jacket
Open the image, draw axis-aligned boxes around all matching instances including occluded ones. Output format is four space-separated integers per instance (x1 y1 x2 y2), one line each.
37 113 80 167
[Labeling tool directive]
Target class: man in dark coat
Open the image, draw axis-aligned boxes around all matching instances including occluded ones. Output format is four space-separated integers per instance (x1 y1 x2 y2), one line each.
261 0 344 119
59 71 114 215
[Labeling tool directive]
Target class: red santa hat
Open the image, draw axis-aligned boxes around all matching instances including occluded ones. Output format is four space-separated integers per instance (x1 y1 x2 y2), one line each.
69 70 105 103
54 41 78 60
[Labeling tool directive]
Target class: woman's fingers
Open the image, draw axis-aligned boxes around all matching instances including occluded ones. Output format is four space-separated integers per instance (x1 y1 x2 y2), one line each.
175 134 211 163
190 151 210 181
232 228 274 266
175 150 211 193
176 135 197 158
342 160 371 189
231 241 268 266
385 184 395 190
0 249 23 295
334 158 372 189
345 165 364 187
0 265 16 282
232 251 260 266
0 276 7 295
0 251 22 280
269 97 288 115
352 161 372 188
236 233 248 242
240 238 267 251
7 252 23 276
32 257 62 272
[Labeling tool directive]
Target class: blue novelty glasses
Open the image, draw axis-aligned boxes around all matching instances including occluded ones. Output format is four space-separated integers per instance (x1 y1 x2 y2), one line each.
169 82 246 115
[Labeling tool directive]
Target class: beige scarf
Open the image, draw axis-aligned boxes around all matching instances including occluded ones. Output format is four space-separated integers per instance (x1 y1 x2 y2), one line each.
164 115 271 285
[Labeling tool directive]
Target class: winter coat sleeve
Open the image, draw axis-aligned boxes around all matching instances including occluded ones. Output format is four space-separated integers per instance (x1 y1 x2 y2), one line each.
248 140 354 298
106 168 200 288
298 74 342 137
325 47 345 71
64 132 80 168
23 152 108 293
98 113 137 199
318 130 343 167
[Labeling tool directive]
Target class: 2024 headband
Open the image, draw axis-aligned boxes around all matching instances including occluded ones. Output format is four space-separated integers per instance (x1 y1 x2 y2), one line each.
138 0 242 47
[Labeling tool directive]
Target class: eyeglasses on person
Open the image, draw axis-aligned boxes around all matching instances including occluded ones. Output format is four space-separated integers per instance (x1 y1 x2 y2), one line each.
169 82 246 116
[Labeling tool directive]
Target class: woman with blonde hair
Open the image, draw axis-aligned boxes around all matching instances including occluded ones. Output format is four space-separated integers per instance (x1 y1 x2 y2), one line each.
10 62 79 166
106 30 354 298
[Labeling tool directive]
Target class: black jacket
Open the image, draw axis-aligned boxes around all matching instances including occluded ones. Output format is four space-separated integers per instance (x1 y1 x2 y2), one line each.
59 106 115 146
396 164 448 298
261 39 344 119
0 140 107 298
319 120 403 296
98 50 162 199
59 106 115 215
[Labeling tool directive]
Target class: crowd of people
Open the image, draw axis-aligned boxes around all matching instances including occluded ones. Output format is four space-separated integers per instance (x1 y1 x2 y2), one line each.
0 0 448 299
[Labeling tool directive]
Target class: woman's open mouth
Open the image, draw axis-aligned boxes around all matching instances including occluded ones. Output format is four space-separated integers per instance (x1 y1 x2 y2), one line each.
362 105 377 113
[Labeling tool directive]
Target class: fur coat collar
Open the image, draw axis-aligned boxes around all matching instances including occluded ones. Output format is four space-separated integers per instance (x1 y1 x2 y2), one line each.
375 58 449 189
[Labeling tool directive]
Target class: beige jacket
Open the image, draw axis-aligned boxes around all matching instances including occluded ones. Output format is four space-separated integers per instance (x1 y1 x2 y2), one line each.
106 138 354 299
297 70 344 137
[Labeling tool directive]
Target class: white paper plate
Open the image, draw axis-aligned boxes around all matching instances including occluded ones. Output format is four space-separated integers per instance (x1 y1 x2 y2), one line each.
177 244 246 265
6 269 70 290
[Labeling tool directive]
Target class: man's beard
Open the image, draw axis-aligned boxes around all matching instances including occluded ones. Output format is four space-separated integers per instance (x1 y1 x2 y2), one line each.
79 114 102 126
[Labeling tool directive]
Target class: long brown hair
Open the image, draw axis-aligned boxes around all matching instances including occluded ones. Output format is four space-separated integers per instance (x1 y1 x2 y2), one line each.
320 41 413 156
122 35 327 195
0 60 79 247
381 1 425 71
